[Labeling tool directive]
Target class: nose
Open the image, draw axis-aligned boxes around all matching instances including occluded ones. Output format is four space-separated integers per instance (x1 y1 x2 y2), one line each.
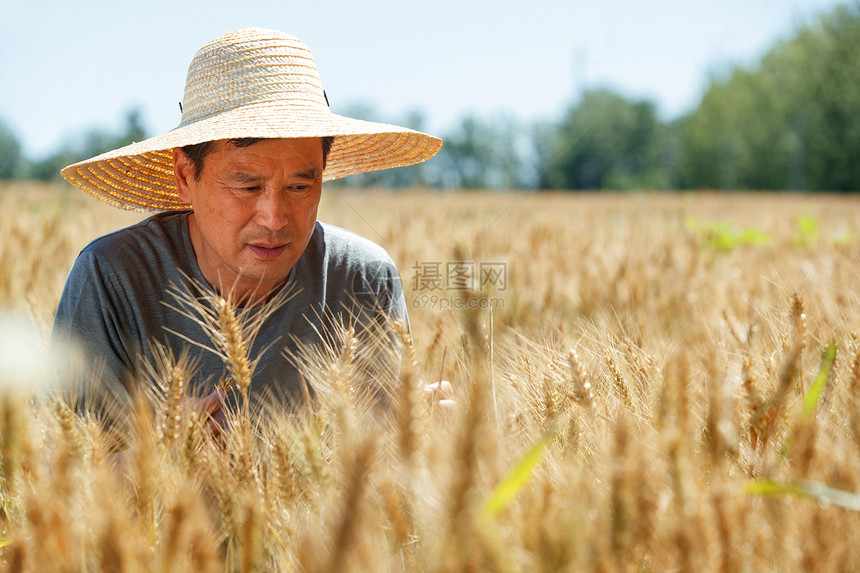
254 189 290 231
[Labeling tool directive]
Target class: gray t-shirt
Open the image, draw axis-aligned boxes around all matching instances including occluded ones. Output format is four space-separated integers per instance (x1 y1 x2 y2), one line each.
50 211 405 412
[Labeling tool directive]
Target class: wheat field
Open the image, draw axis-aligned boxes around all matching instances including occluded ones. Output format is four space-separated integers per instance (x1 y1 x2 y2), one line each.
2 182 860 571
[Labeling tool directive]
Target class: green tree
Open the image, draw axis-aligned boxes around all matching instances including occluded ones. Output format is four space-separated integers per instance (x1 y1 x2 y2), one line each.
429 114 525 190
28 108 147 181
677 68 791 190
539 89 670 190
786 4 860 191
0 120 23 179
678 4 860 191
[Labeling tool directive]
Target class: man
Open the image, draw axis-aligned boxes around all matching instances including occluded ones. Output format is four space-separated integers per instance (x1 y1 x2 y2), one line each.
51 28 450 426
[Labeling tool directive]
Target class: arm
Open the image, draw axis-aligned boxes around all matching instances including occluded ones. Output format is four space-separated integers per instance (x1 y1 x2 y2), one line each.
49 251 138 423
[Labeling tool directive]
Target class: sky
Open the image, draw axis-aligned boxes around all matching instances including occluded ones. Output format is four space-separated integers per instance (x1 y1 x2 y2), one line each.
1 0 848 158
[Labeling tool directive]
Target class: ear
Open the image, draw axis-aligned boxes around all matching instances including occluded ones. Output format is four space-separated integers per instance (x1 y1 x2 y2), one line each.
173 147 195 204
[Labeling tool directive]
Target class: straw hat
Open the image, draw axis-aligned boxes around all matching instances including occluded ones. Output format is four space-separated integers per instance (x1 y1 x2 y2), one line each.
61 28 442 211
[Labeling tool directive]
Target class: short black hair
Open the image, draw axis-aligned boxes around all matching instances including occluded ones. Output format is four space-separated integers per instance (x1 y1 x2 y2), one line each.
180 136 335 180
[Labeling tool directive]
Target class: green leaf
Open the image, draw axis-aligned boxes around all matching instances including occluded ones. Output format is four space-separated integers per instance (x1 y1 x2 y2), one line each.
697 220 772 252
480 426 553 519
747 478 860 511
794 215 820 249
802 344 837 420
738 227 772 246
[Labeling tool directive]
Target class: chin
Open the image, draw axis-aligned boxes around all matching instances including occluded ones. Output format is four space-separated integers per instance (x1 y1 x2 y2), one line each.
245 263 294 283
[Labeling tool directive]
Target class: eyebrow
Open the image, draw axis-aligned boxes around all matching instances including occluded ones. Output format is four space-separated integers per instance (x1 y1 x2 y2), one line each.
229 172 265 184
294 168 321 181
227 169 321 184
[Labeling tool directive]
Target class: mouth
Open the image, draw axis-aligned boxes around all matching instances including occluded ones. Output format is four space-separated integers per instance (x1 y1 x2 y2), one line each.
248 243 288 260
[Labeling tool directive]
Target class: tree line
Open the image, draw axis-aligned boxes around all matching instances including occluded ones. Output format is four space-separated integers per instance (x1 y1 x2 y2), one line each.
0 110 146 183
3 3 859 191
535 2 860 192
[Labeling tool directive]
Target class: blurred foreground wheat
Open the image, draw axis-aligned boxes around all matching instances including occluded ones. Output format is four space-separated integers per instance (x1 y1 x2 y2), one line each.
2 183 860 571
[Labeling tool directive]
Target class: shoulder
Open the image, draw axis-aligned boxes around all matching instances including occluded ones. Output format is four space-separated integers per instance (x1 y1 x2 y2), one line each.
296 220 404 303
311 221 394 265
301 222 399 282
69 211 194 294
80 211 190 259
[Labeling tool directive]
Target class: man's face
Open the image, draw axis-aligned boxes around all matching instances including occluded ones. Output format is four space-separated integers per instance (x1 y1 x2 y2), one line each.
173 137 324 302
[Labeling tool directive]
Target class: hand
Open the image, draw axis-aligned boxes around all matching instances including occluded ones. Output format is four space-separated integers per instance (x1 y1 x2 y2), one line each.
107 391 229 474
181 390 228 438
424 380 456 411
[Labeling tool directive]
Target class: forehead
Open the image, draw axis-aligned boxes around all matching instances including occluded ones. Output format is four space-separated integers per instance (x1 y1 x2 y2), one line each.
213 137 324 161
199 138 325 182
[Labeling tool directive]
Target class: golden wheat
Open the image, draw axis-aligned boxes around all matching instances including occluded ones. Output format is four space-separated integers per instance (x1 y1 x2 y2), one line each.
1 184 860 570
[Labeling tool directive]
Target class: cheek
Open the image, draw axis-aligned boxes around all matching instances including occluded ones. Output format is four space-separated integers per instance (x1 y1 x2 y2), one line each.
198 199 250 243
286 192 319 224
305 192 322 221
306 200 320 223
293 196 320 240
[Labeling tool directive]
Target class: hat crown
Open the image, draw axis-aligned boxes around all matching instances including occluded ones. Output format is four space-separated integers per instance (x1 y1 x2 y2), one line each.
179 28 328 127
62 27 442 211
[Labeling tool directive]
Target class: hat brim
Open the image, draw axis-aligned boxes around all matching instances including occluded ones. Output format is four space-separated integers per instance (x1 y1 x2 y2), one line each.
61 102 442 212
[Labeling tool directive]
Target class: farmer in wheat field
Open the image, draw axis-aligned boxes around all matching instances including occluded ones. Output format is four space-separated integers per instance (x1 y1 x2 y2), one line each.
51 28 451 431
